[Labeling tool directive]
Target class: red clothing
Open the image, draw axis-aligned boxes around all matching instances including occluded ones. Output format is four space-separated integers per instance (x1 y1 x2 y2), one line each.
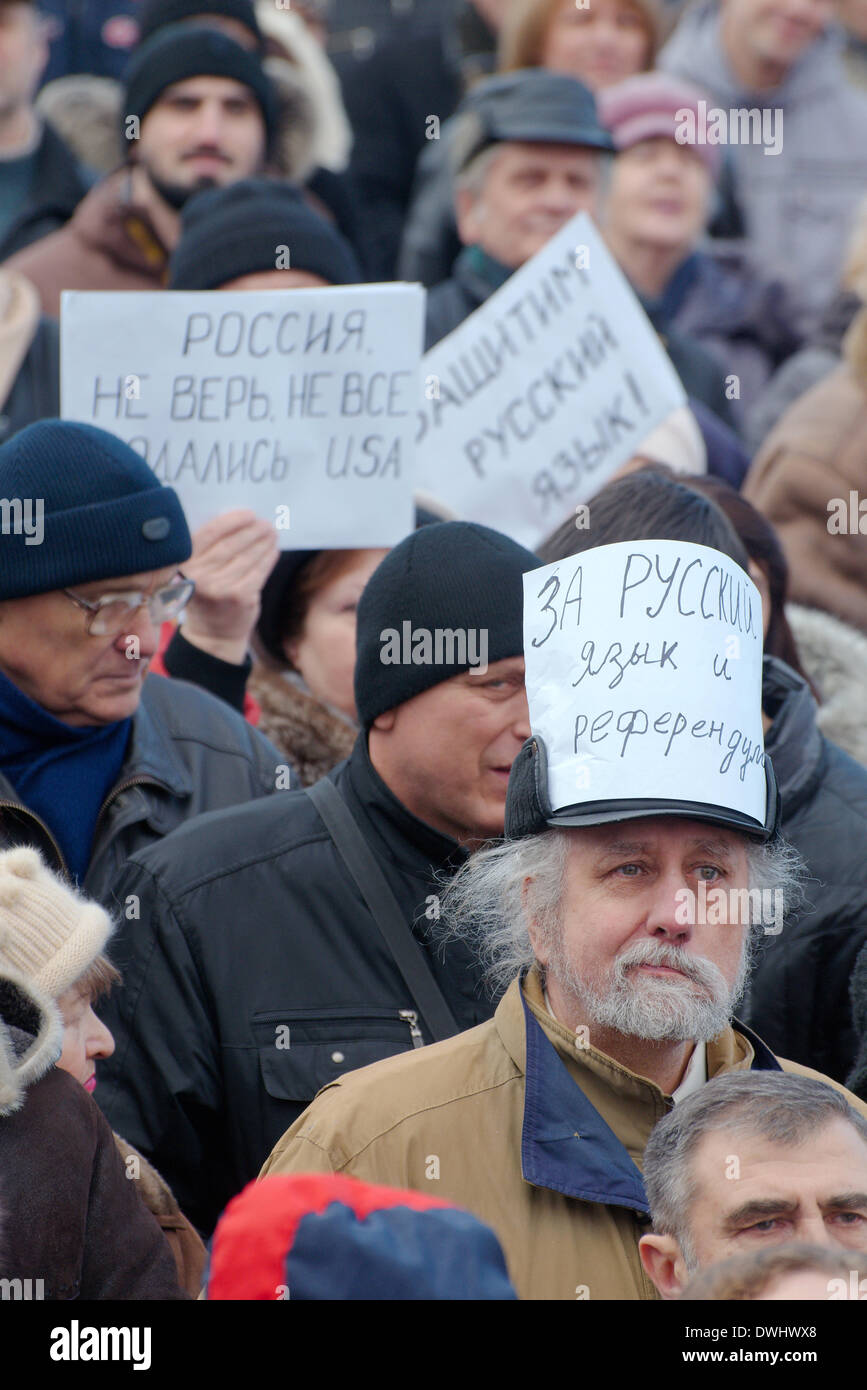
152 623 261 725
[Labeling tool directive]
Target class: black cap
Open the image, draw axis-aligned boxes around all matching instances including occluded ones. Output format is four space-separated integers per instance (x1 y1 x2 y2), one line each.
453 68 615 173
136 0 263 47
504 735 781 843
354 521 539 729
169 179 361 290
123 24 278 151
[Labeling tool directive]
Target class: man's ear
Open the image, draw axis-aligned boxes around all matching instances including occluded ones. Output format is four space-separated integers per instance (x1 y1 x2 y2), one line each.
371 709 397 732
639 1232 691 1300
522 876 550 968
455 186 484 248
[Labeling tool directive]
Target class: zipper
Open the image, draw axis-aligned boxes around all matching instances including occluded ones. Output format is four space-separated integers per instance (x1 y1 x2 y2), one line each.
90 773 172 850
0 799 70 879
0 773 171 885
399 1009 424 1049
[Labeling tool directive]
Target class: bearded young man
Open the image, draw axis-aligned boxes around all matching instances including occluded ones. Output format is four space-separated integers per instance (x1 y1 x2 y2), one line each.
261 539 867 1300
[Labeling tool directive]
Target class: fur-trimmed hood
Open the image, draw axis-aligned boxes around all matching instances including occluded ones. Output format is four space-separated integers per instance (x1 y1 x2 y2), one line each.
256 1 352 172
788 603 867 770
249 664 356 787
0 970 62 1117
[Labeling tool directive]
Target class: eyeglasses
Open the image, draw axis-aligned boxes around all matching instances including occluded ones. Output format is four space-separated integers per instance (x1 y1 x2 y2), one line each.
63 574 196 637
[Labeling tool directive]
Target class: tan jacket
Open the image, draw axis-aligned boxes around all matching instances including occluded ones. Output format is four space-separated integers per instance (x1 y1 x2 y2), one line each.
262 969 867 1301
745 363 867 634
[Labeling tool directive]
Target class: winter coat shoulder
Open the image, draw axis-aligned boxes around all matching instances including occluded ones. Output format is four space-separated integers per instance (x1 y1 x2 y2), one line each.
660 0 867 342
0 671 284 905
0 969 185 1299
2 168 174 315
744 362 867 634
262 967 867 1300
248 664 356 787
113 1133 206 1296
0 121 92 263
741 656 867 1080
788 604 867 769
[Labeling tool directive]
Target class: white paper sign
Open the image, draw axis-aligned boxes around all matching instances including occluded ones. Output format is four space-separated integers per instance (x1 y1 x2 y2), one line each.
523 541 766 823
60 285 425 549
416 213 687 548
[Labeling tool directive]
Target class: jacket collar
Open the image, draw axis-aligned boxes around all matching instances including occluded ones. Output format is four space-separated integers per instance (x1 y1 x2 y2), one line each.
343 735 469 877
121 676 193 798
762 654 826 812
639 252 701 327
496 969 782 1213
452 244 505 311
0 675 187 804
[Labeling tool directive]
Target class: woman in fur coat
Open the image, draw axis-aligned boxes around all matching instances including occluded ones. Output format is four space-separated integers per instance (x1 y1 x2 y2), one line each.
0 846 205 1295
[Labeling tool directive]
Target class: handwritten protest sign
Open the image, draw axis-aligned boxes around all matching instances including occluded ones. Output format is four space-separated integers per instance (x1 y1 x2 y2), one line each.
523 541 766 824
61 285 425 548
416 213 687 548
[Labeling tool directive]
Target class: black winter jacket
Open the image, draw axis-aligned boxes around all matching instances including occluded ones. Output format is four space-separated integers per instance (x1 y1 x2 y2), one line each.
742 656 867 1081
96 736 494 1234
0 672 283 904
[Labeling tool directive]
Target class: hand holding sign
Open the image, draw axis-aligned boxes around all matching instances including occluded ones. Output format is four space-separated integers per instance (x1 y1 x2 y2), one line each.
181 510 279 665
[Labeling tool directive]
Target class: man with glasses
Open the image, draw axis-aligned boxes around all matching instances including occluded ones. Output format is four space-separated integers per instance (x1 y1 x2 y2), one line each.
0 417 284 902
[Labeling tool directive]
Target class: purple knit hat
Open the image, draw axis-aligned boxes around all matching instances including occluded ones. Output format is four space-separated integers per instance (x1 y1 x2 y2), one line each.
598 72 721 177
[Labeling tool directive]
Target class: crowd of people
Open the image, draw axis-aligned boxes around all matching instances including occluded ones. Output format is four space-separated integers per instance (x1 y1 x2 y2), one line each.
1 0 867 1306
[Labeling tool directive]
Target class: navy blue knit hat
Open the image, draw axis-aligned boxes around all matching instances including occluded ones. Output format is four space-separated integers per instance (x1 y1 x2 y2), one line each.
169 180 361 290
123 25 279 150
0 421 192 600
354 521 539 728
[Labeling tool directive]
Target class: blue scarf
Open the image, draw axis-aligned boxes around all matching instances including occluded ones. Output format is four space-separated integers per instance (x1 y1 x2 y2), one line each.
0 667 131 884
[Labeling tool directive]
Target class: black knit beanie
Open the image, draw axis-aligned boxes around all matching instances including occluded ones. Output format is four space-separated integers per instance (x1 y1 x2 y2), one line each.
123 25 278 150
169 179 362 289
0 420 191 599
354 522 539 729
136 0 263 47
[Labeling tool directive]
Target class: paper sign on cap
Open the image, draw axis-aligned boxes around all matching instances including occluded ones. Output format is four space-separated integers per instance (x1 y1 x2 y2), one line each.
522 541 766 824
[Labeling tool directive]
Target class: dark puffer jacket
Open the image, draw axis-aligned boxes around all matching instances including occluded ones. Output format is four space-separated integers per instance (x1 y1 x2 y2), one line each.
742 657 867 1081
0 672 284 905
0 969 185 1300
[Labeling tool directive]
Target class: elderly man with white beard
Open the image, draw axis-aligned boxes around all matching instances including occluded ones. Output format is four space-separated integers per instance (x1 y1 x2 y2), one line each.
261 539 867 1300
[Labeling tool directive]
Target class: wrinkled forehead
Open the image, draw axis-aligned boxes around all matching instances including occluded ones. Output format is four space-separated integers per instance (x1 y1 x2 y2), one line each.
566 817 746 857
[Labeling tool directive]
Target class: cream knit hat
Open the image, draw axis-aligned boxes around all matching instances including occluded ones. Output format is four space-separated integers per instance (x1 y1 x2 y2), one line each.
0 847 114 1000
